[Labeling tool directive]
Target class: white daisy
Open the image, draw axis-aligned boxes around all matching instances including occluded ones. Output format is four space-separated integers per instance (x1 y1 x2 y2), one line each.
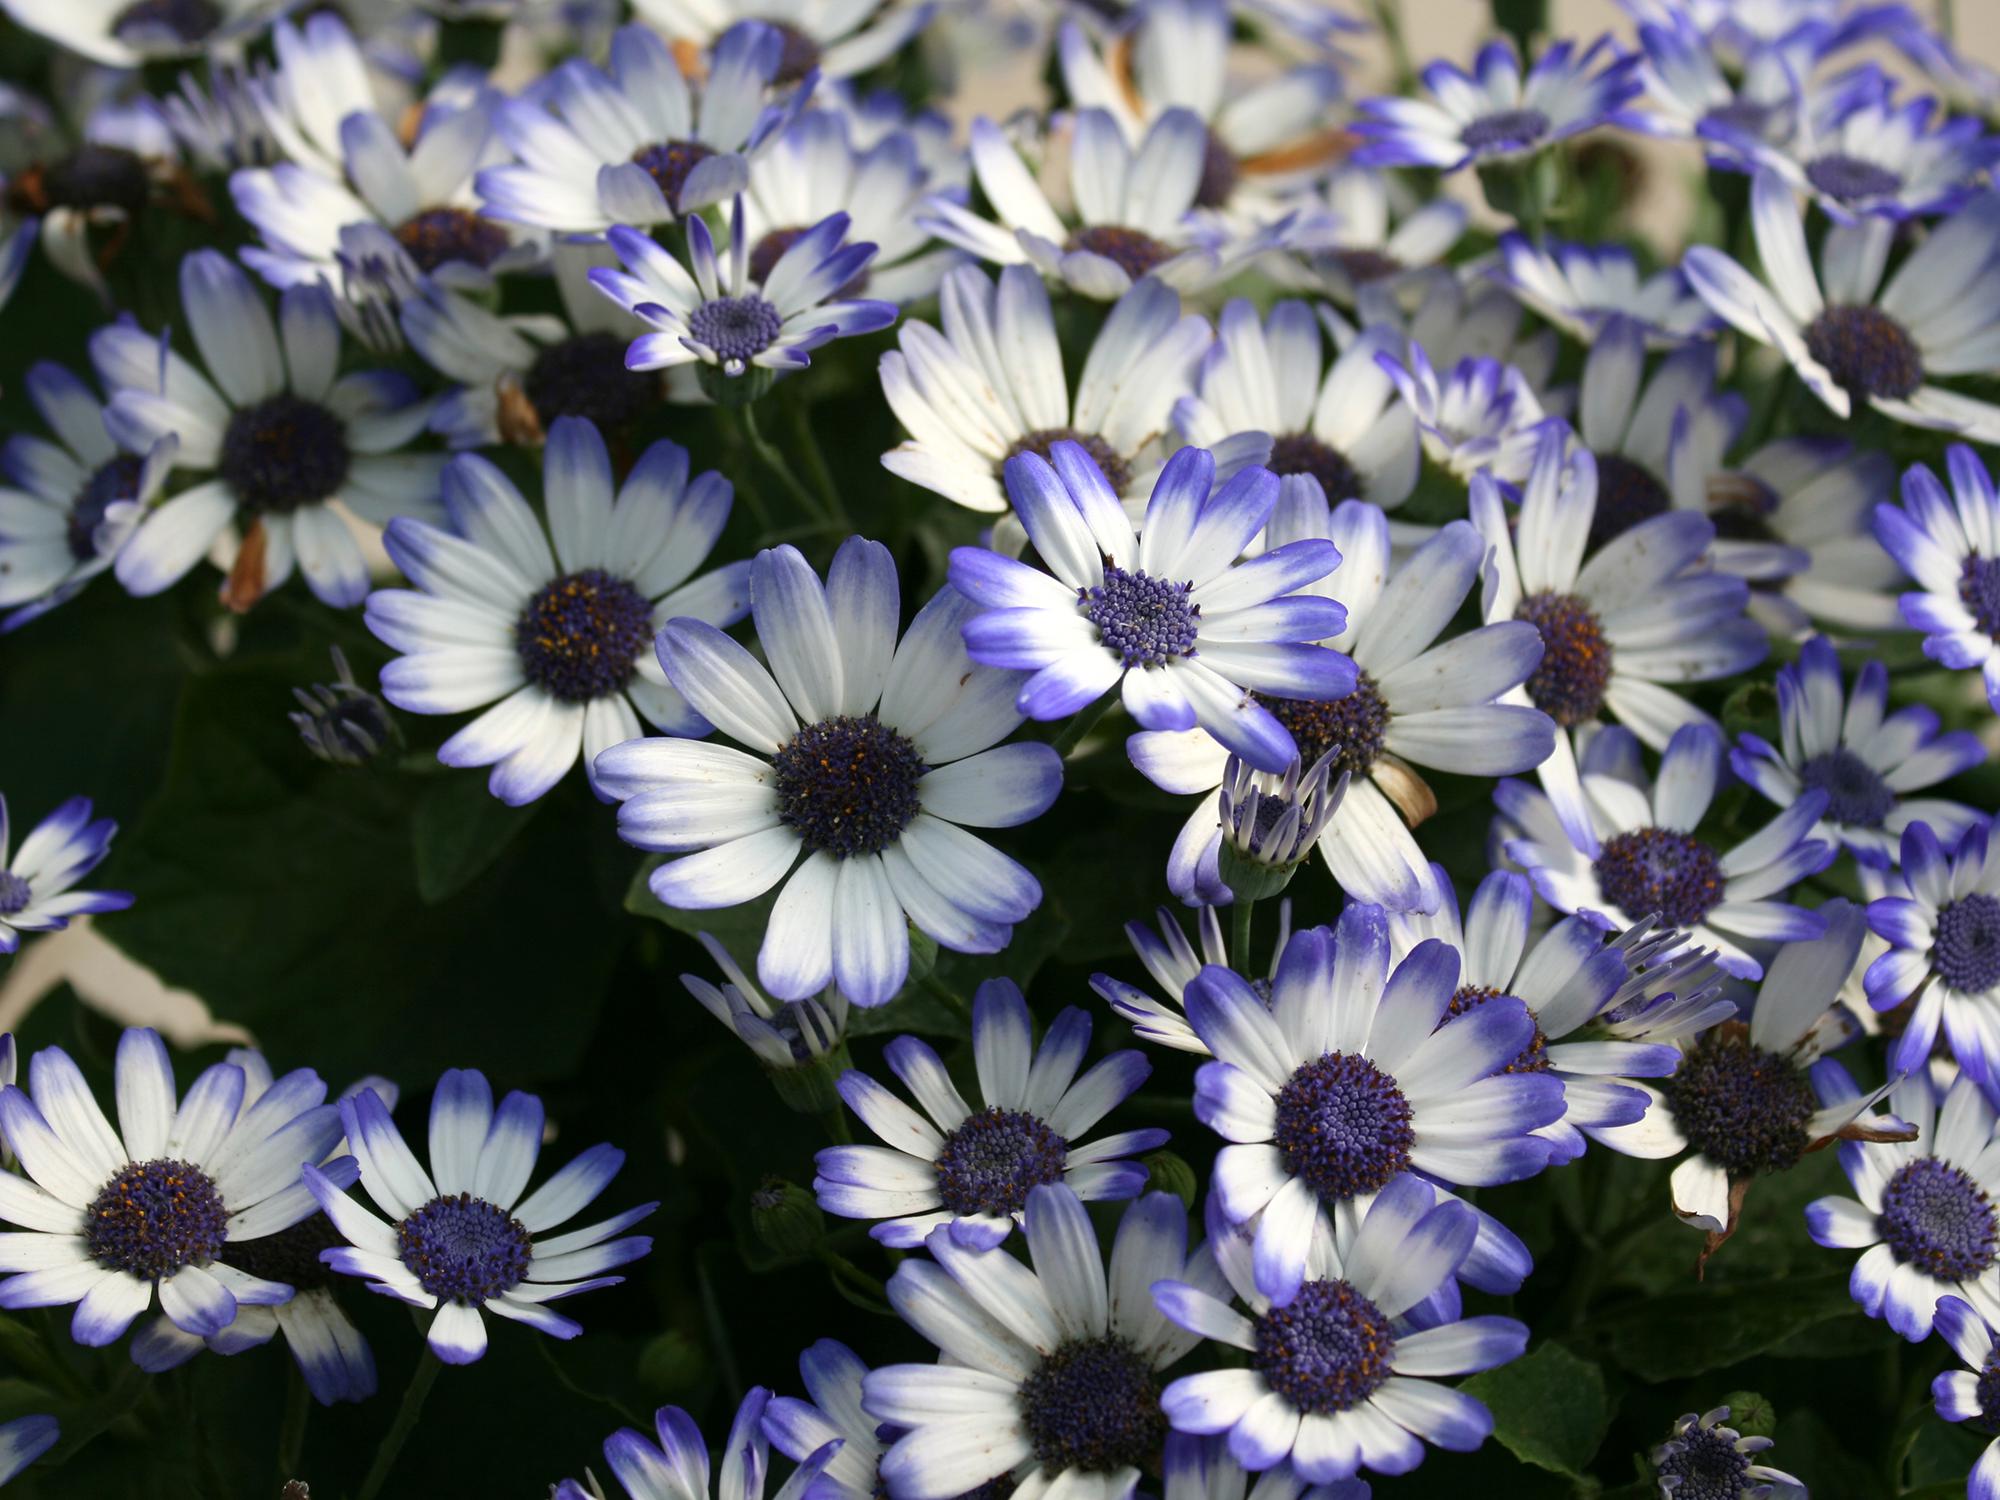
0 793 133 955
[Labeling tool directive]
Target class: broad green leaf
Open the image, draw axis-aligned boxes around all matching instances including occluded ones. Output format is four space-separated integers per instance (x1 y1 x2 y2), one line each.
1459 1341 1611 1479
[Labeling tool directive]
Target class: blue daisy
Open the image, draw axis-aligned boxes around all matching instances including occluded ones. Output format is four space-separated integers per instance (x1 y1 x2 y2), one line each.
0 793 131 954
1492 236 1718 346
1375 347 1550 484
554 1387 845 1500
1756 90 2000 224
1091 902 1291 1056
1930 1296 2000 1500
1652 1407 1802 1499
1875 444 2000 713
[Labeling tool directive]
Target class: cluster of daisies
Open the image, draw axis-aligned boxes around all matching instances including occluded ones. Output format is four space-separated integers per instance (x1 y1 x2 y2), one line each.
2 0 2000 1494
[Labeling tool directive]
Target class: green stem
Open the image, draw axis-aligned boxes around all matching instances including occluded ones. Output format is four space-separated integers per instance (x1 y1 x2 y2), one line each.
738 403 828 524
356 1349 443 1500
1050 694 1117 758
1940 0 1956 44
1231 896 1256 971
819 1106 853 1144
277 1360 309 1482
919 971 972 1020
787 399 849 530
533 1333 647 1428
1367 0 1417 94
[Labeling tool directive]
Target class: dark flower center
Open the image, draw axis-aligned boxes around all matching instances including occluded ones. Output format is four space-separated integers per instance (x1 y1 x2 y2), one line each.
1001 429 1132 493
111 0 220 43
0 872 29 917
1273 1051 1415 1202
931 1106 1068 1218
219 394 350 513
514 568 654 703
1267 432 1364 504
1659 1028 1817 1177
1799 747 1893 828
1803 305 1923 401
687 295 784 367
1460 108 1551 153
1065 226 1173 282
768 22 823 86
221 1210 345 1292
397 1192 533 1303
1805 152 1903 203
631 139 717 213
1080 564 1199 667
1960 555 2000 639
1327 247 1403 286
1880 1157 1998 1283
1587 453 1671 549
1515 590 1611 726
1256 673 1388 776
393 207 510 274
1448 984 1549 1072
39 144 152 217
1593 826 1724 926
1935 893 2000 996
1978 1348 2000 1434
1018 1335 1164 1475
1704 471 1781 542
85 1158 228 1279
523 332 653 434
1655 1423 1752 1498
69 454 144 562
1194 131 1240 210
770 714 927 858
1251 1277 1397 1413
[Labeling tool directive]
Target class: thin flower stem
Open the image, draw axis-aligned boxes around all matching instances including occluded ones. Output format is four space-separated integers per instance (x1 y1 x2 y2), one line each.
819 1105 853 1144
1368 0 1417 93
1231 897 1256 974
788 398 850 531
737 403 830 526
356 1348 443 1500
276 1360 310 1483
920 972 972 1020
1050 694 1118 758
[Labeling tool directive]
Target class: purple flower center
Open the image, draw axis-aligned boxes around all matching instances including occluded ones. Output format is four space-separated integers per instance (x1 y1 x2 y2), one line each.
1327 247 1403 286
1018 1334 1164 1474
1654 1422 1752 1496
1251 1277 1397 1413
524 333 654 434
1273 1051 1415 1201
85 1158 228 1278
687 295 784 368
1257 673 1389 775
771 714 928 859
1065 226 1173 282
767 22 822 86
1515 590 1611 726
1593 827 1724 926
1587 453 1671 549
931 1106 1068 1218
111 0 219 43
1194 130 1240 211
1267 432 1364 505
1805 152 1903 203
514 568 655 703
1935 894 2000 996
1960 555 2000 639
223 1210 345 1292
397 1192 533 1303
631 139 717 213
1460 108 1551 153
0 872 30 917
1001 429 1132 492
1799 747 1893 828
1803 305 1923 401
1081 564 1200 667
219 394 351 513
1448 985 1549 1072
1880 1157 1998 1283
37 144 152 216
393 207 510 274
1659 1029 1816 1178
70 454 143 563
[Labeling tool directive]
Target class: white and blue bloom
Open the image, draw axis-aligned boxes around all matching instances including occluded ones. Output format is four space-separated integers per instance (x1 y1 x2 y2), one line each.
1754 90 2000 224
1376 348 1549 485
1161 1431 1370 1500
0 1028 342 1348
591 198 897 381
1290 167 1467 306
0 793 131 954
628 0 934 82
683 932 848 1072
1875 445 2000 712
1352 37 1640 174
1625 9 1815 154
949 443 1351 775
597 540 1062 1007
4 0 278 69
556 1387 845 1500
763 1339 887 1500
368 417 749 806
1652 1407 1803 1499
249 13 380 179
1492 236 1718 346
1929 1296 2000 1500
1367 269 1561 414
1092 902 1290 1056
814 980 1166 1248
0 1415 57 1487
1732 634 1985 867
305 1071 656 1365
1152 1176 1526 1483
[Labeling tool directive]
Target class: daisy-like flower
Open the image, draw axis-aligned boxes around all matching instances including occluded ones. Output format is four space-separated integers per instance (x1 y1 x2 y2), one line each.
1128 498 1553 913
764 1339 887 1500
920 109 1290 301
4 0 278 70
367 416 749 806
305 1070 656 1365
1288 166 1467 306
1499 722 1834 980
1352 37 1641 174
1375 347 1549 486
1864 817 2000 1087
1930 1295 2000 1499
879 264 1217 516
247 13 377 179
1756 91 2000 224
0 360 175 631
1367 268 1562 407
949 444 1351 774
1160 1432 1369 1500
816 979 1164 1248
1492 236 1719 346
1183 902 1562 1304
596 540 1063 1006
1733 634 1984 867
0 1415 58 1487
627 0 934 83
98 251 442 612
1808 1068 2000 1341
862 1184 1213 1499
1152 1177 1526 1483
1875 445 2000 712
555 1387 845 1500
474 22 799 235
1651 1408 1802 1499
683 932 849 1074
0 1028 342 1347
1683 171 2000 442
590 197 897 383
129 1055 394 1404
1091 902 1289 1056
0 792 131 954
1625 10 1814 154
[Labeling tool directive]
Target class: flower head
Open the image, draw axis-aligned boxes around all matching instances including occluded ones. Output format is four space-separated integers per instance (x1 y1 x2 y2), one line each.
1875 444 2000 712
1493 236 1719 346
1865 817 2000 1087
1091 902 1290 1056
0 1415 58 1487
0 793 131 954
1756 90 2000 224
1930 1295 2000 1498
1652 1407 1801 1499
627 0 934 82
556 1386 845 1500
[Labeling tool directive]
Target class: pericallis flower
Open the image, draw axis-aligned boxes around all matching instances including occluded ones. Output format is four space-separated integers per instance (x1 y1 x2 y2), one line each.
1931 1295 2000 1498
598 540 1062 1006
1498 722 1833 980
1092 902 1290 1056
1732 634 1984 867
1683 171 2000 443
1375 347 1549 486
1128 497 1554 913
290 646 400 769
1651 1407 1802 1499
590 197 897 383
1289 166 1467 307
1152 1177 1526 1483
1755 90 2000 224
305 1071 656 1365
1625 10 1813 155
814 979 1165 1248
861 1185 1212 1500
1161 1432 1370 1500
0 1028 342 1347
626 0 934 84
554 1386 845 1500
245 13 374 179
0 792 132 954
99 250 444 612
0 359 174 631
948 443 1351 775
1352 37 1641 175
0 1415 58 1487
1183 903 1562 1305
4 0 278 79
368 417 749 806
1864 817 2000 1088
1492 236 1719 347
1875 444 2000 712
683 932 848 1073
1807 1068 2000 1341
1364 268 1561 415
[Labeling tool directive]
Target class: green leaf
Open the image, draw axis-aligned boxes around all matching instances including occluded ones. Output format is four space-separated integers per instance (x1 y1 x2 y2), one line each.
1458 1341 1611 1479
1587 1272 1858 1379
412 771 540 902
